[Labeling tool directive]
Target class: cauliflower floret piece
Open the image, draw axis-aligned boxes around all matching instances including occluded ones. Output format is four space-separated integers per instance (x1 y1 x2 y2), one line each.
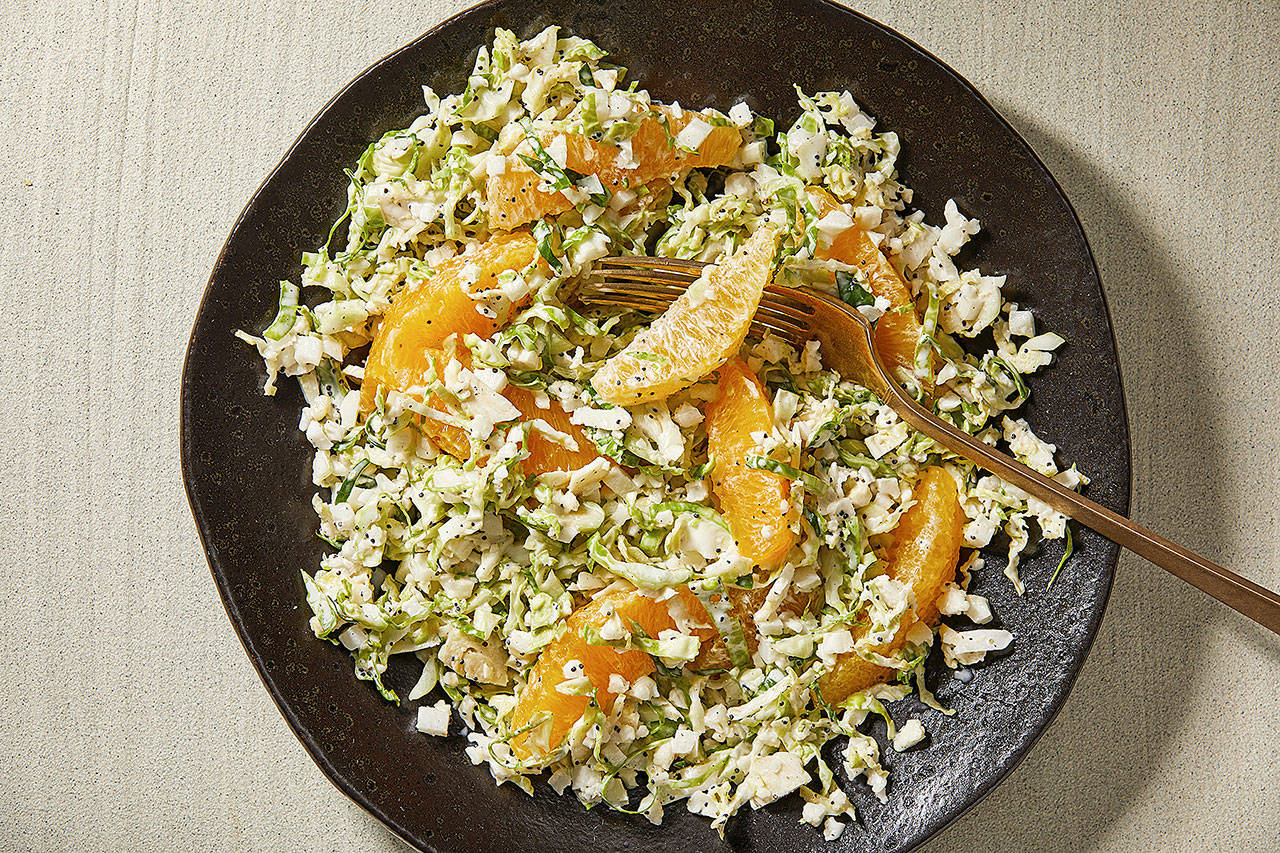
746 752 809 808
439 627 509 685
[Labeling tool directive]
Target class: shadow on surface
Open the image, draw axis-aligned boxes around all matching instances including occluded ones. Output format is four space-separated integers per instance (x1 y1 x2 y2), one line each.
351 800 416 852
920 102 1230 851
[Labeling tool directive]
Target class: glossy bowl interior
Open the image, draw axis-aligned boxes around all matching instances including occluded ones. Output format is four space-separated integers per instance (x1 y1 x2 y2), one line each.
181 1 1131 850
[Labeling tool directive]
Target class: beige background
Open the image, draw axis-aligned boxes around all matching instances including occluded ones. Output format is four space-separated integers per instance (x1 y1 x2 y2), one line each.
2 0 1277 850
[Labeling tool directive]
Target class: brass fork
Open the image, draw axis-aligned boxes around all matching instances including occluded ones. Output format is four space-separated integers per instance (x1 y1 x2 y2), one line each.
581 256 1280 635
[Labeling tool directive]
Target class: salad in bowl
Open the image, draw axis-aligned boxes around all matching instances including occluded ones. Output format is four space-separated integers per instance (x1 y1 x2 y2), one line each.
238 25 1082 839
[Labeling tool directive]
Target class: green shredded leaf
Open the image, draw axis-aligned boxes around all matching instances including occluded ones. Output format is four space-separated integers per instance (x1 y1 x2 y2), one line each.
691 584 751 667
645 501 729 531
336 459 373 503
301 571 343 639
835 270 874 308
588 535 693 588
1048 524 1074 588
264 281 300 340
744 454 827 493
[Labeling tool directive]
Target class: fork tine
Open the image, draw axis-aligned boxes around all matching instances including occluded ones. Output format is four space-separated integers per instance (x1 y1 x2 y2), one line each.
593 263 820 318
576 293 668 313
592 275 689 293
595 280 817 332
577 292 809 345
588 286 812 336
595 256 707 272
760 284 819 317
588 263 816 334
592 269 700 288
582 256 826 348
747 320 804 345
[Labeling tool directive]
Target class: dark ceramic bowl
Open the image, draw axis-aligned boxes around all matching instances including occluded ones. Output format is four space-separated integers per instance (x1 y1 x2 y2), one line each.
181 1 1130 850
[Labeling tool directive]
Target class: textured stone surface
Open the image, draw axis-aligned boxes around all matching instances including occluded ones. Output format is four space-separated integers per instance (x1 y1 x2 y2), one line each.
1 1 1277 851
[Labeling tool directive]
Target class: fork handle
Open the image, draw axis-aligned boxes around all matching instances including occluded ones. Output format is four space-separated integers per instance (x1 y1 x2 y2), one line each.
889 390 1280 635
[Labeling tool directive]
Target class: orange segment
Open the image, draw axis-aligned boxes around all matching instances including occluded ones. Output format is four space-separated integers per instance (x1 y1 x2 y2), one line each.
818 643 892 704
487 108 741 230
703 582 817 666
510 586 718 760
505 385 602 474
594 108 741 181
887 467 965 629
818 466 964 704
406 352 600 473
704 357 795 565
486 169 566 234
806 186 924 378
415 348 472 459
591 226 779 405
359 231 536 413
355 229 601 471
